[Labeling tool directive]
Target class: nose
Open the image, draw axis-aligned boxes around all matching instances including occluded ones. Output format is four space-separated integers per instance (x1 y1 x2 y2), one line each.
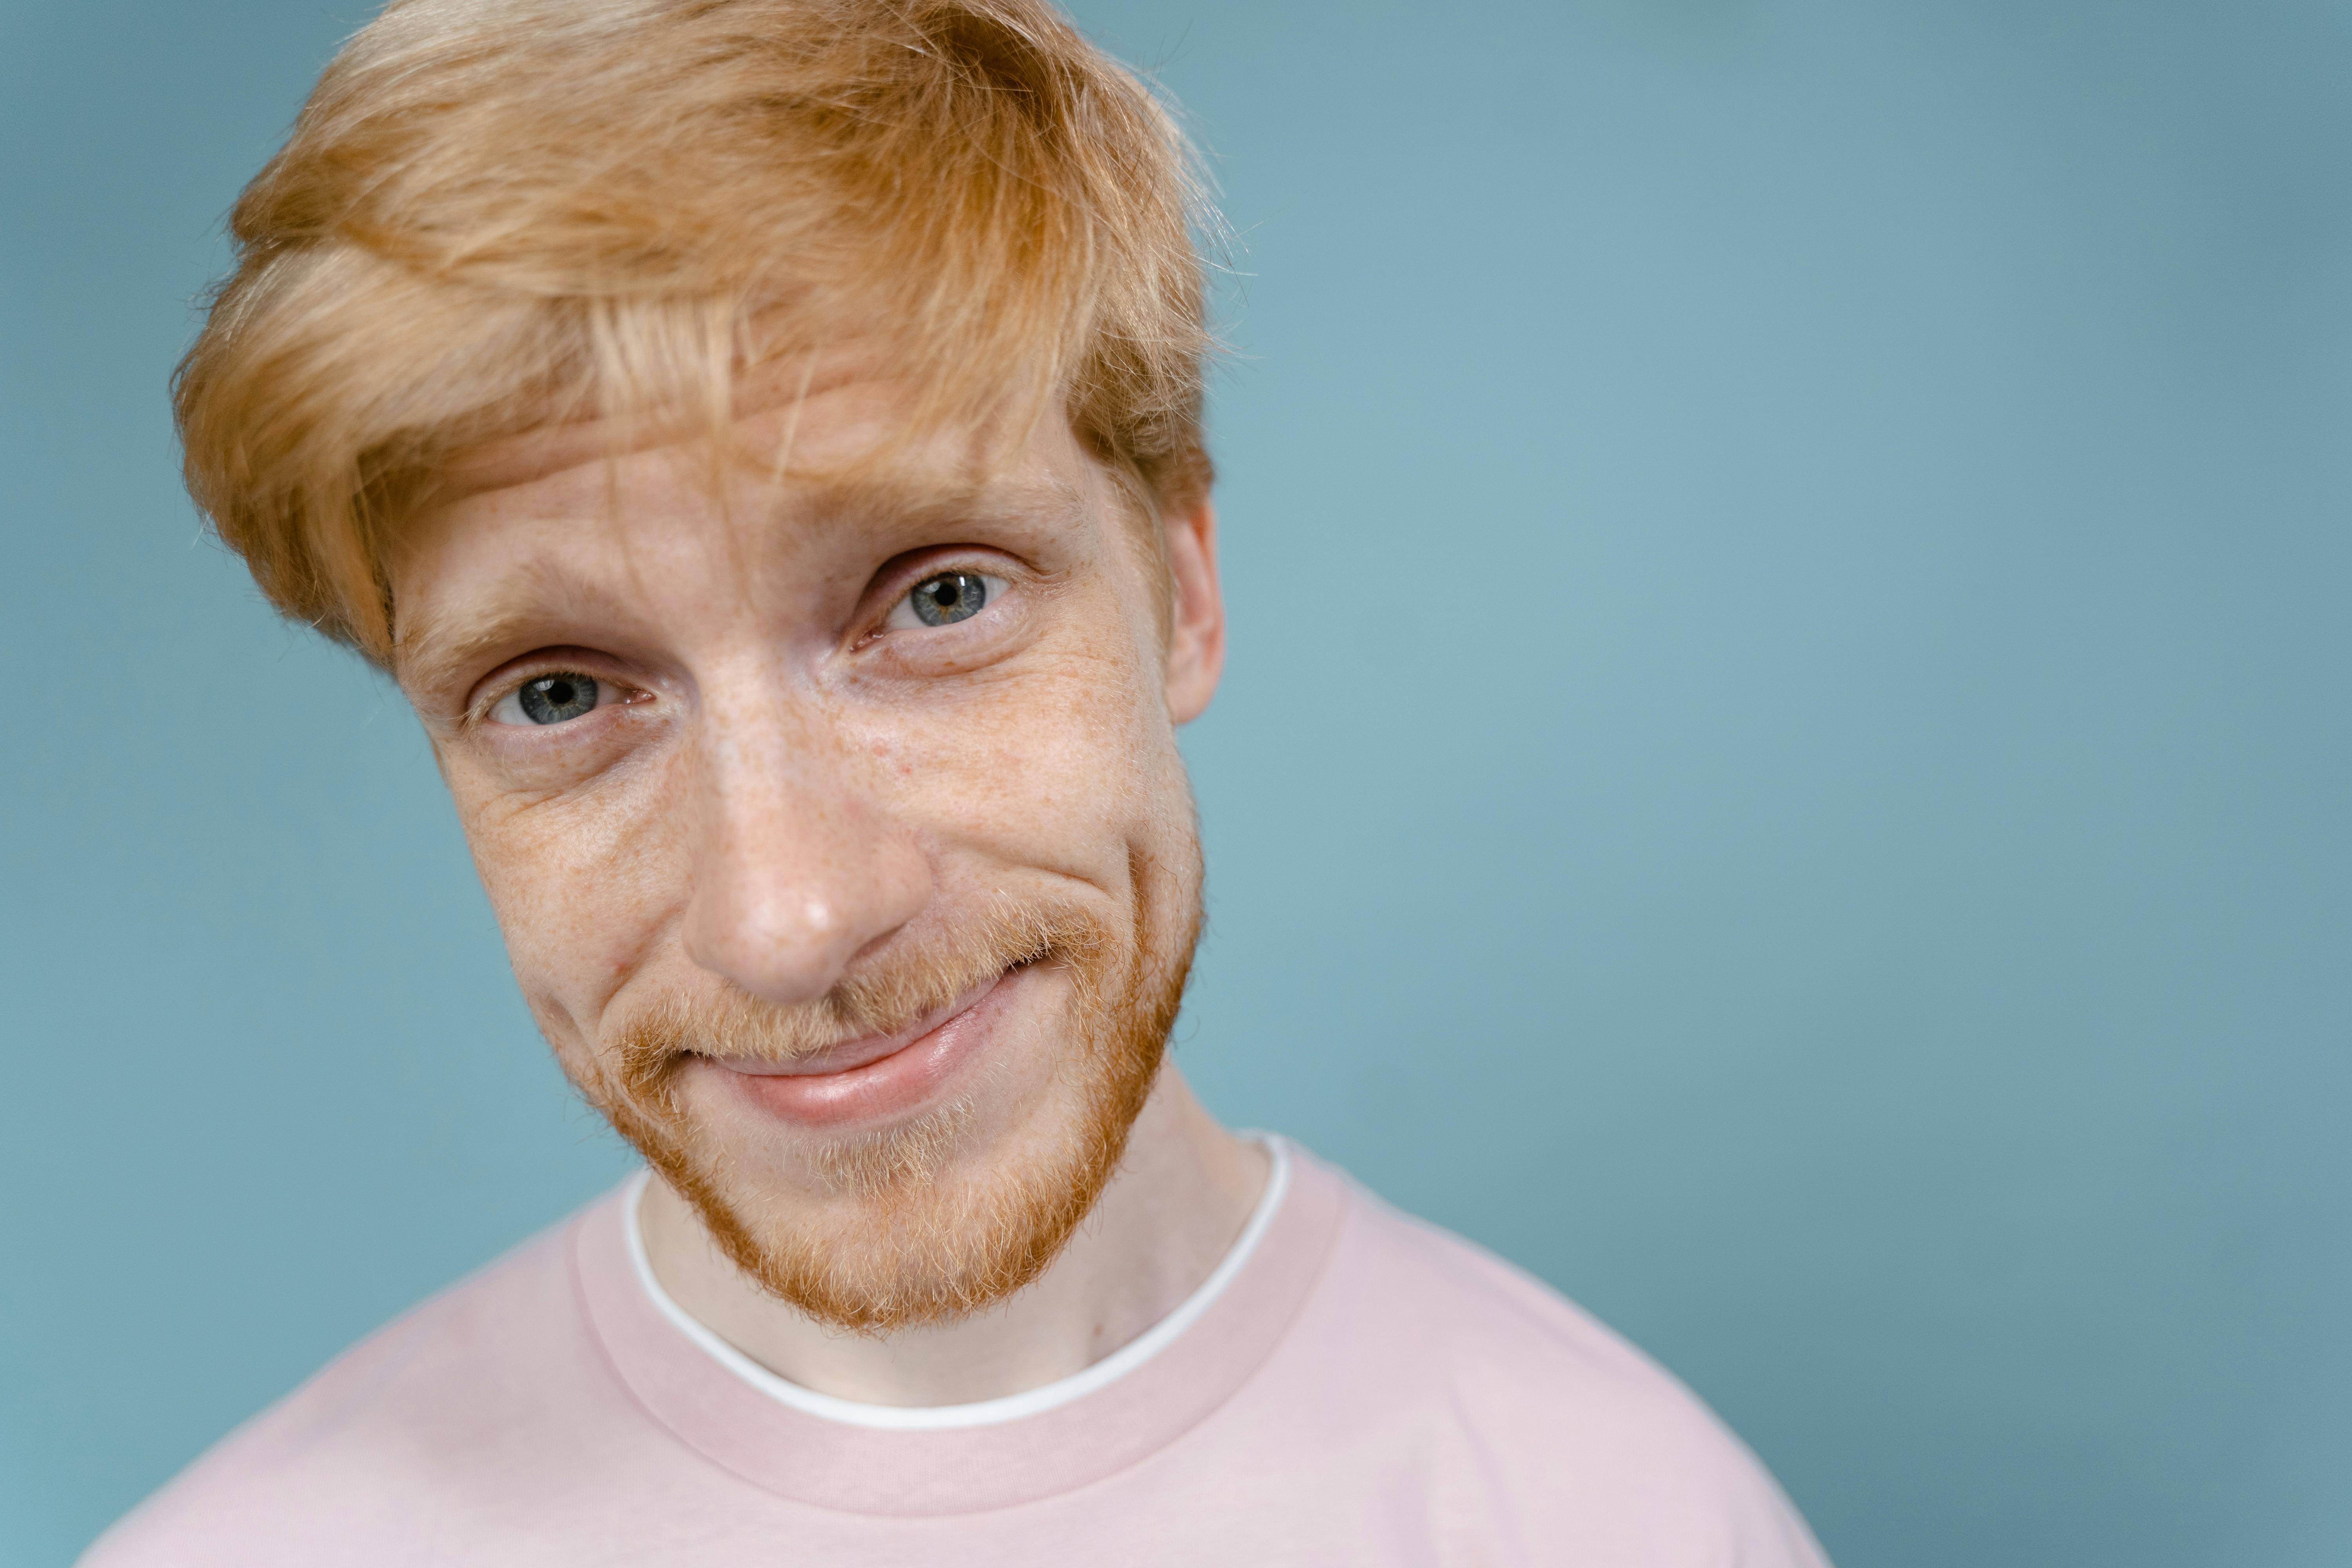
679 687 931 1008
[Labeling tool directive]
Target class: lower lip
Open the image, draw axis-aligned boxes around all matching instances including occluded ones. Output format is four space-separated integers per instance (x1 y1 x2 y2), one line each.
697 967 1024 1129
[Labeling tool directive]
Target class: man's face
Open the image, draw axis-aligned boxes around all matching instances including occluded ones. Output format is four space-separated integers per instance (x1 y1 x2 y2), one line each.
392 371 1223 1329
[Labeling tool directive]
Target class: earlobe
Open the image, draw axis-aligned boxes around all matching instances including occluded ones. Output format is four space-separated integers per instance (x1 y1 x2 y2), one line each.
1162 497 1226 725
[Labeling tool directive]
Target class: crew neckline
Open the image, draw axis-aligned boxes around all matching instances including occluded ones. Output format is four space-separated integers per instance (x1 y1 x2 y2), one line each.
621 1134 1292 1431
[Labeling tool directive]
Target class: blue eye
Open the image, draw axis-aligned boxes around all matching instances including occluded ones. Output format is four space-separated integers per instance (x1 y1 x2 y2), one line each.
492 672 601 726
909 572 990 627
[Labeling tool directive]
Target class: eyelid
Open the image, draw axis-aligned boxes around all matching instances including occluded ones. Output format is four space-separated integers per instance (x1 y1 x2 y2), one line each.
882 548 1018 592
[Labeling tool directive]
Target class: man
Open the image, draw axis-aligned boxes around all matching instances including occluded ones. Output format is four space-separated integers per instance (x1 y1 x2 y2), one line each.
89 0 1831 1561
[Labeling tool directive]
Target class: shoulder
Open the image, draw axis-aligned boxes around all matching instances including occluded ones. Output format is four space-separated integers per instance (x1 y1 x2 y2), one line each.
78 1191 633 1568
1289 1150 1831 1566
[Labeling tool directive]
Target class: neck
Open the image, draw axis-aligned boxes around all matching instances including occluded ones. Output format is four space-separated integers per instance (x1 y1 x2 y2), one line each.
635 1067 1269 1408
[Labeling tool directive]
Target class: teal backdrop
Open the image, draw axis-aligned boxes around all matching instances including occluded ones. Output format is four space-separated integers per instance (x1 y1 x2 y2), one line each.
3 1 2347 1562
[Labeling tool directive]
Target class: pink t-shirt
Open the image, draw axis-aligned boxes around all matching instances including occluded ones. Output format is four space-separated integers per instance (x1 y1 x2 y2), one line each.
83 1141 1830 1565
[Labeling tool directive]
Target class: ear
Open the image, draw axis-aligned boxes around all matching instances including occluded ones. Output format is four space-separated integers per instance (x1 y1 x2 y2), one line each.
1161 495 1226 725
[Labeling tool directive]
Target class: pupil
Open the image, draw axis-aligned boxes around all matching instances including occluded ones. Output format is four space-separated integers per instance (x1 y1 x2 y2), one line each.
542 679 574 704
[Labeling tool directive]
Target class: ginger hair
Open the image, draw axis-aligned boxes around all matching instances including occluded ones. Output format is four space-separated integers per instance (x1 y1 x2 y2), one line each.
174 0 1218 665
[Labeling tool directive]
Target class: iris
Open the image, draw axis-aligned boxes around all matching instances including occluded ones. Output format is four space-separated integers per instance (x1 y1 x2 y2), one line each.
910 572 988 627
518 674 598 724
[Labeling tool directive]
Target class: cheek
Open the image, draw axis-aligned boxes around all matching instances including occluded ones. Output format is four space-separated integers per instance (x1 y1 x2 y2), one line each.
864 628 1182 875
445 754 687 1024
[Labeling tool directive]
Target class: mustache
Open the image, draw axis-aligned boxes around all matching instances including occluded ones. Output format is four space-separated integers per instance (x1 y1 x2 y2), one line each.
610 900 1107 1089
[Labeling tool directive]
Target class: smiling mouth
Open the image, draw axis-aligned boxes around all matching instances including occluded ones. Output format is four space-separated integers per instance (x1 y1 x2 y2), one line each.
693 969 1013 1081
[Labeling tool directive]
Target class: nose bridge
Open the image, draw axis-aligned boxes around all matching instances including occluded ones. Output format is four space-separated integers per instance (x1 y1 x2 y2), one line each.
681 672 930 1008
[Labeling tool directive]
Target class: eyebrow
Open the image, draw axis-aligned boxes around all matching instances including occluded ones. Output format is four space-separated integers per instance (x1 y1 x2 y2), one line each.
396 614 537 706
802 470 1091 539
394 559 632 710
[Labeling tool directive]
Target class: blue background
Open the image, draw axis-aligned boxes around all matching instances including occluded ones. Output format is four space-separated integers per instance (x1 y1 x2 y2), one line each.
3 0 2347 1561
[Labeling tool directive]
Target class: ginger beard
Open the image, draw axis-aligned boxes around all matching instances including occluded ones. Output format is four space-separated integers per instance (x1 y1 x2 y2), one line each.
577 851 1201 1333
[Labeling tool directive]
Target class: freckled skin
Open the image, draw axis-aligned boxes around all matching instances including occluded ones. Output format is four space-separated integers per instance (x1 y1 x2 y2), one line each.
390 374 1262 1405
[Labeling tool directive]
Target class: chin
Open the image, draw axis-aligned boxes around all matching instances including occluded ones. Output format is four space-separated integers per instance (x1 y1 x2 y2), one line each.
609 965 1183 1329
567 850 1203 1330
668 1050 1158 1330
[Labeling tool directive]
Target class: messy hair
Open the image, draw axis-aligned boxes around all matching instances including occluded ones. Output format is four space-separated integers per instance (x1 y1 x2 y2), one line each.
174 0 1218 665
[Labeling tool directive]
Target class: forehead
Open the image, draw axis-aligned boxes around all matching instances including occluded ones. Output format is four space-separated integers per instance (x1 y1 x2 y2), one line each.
426 352 1085 515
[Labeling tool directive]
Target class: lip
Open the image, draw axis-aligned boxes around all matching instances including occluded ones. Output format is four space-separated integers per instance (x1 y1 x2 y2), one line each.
691 966 1024 1129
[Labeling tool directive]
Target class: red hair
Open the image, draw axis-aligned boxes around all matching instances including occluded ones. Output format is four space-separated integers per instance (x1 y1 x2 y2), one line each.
174 0 1217 663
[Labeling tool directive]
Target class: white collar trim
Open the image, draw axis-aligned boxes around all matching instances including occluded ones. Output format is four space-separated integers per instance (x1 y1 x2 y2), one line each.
622 1134 1292 1430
